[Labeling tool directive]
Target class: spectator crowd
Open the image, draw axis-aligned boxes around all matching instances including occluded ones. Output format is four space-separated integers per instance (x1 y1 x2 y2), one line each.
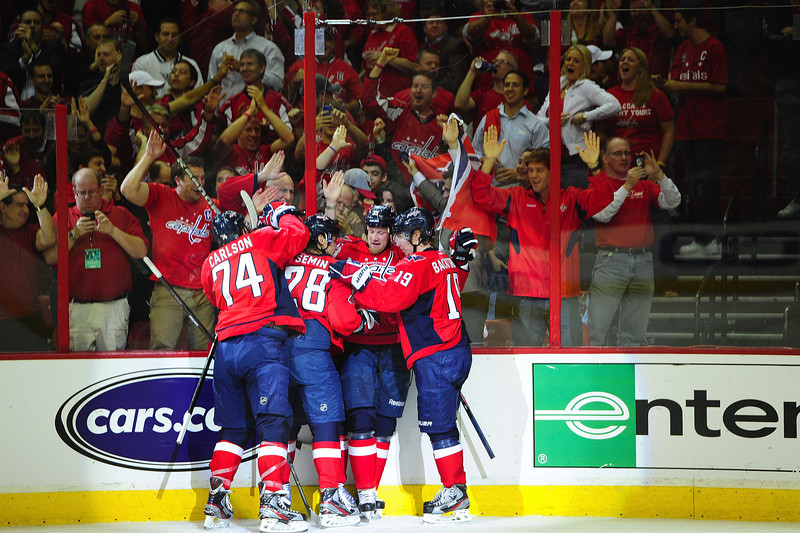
2 0 792 352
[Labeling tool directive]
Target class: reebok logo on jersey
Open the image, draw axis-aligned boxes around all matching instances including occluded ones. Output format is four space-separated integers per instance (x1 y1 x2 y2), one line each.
388 398 405 407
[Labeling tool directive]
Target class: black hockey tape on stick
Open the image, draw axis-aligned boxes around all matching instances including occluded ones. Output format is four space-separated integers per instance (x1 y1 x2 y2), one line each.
142 257 215 342
119 41 220 215
176 336 217 445
460 393 495 459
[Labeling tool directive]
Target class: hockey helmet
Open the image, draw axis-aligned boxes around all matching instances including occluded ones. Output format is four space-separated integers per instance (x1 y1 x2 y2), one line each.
212 210 246 246
304 214 340 246
364 204 396 230
393 207 435 242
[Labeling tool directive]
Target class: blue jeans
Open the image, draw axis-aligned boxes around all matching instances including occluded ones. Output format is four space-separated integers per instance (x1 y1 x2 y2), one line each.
588 250 654 346
511 296 582 347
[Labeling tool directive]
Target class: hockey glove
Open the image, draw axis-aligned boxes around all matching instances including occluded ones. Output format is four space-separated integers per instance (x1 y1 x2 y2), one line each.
354 309 381 333
449 227 478 268
328 258 361 281
351 264 372 291
264 201 301 229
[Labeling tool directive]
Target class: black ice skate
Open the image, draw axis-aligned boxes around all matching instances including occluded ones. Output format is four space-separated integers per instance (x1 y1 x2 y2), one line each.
422 484 472 524
203 476 233 529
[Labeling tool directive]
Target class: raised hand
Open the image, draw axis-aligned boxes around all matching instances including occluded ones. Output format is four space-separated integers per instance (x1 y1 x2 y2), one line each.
577 130 601 169
257 150 285 183
22 174 48 208
95 211 116 234
330 124 351 151
441 115 460 149
3 142 21 166
145 129 167 160
378 47 400 66
322 170 344 204
483 125 507 161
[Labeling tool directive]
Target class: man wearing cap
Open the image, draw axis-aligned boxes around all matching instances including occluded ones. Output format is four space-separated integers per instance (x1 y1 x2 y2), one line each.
285 28 362 113
587 45 615 89
361 153 413 214
132 18 204 98
208 0 284 104
43 168 147 351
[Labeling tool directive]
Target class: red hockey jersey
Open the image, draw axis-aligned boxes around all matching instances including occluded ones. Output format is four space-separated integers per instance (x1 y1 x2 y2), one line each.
335 235 404 345
201 215 308 341
285 251 363 351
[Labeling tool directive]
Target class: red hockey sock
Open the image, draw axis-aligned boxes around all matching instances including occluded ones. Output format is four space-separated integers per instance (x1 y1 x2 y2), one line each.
281 439 296 486
258 441 287 492
312 440 341 490
374 437 391 489
209 441 243 489
348 437 377 490
433 442 466 487
338 435 348 485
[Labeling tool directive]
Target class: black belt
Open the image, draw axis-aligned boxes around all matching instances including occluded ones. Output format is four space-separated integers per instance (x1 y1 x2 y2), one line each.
70 293 129 304
600 247 650 255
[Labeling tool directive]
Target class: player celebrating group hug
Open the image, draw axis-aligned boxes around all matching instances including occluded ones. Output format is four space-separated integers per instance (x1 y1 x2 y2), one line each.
199 168 479 531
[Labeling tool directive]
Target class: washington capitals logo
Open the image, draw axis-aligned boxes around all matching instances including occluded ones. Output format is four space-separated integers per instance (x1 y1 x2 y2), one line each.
165 215 211 244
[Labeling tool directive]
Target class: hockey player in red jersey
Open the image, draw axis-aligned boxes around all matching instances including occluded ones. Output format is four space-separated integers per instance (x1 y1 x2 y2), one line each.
334 204 410 519
200 205 309 533
283 213 374 528
329 207 478 524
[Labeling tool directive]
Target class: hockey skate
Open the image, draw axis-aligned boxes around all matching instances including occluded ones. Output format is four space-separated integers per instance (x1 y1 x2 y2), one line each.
258 482 308 533
357 488 379 521
375 497 385 519
203 476 233 529
422 484 471 524
318 485 361 528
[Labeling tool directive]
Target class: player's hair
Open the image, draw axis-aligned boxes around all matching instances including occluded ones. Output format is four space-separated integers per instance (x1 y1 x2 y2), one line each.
524 148 550 170
240 48 267 69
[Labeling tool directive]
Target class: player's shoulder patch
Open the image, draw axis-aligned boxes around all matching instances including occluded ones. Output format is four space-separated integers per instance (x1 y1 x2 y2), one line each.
405 253 426 263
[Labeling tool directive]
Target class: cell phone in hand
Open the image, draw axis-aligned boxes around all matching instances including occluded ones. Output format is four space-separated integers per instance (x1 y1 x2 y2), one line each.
398 150 410 164
321 105 332 115
635 155 645 168
83 211 96 220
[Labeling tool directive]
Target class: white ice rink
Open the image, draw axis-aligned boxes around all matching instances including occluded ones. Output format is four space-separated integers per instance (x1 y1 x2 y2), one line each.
4 516 800 533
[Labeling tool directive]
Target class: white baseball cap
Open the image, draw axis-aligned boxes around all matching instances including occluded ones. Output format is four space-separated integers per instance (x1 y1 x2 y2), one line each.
587 45 612 64
129 70 166 87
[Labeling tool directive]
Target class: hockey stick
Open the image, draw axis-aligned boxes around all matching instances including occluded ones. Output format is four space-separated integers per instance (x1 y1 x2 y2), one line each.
460 393 495 459
288 458 320 527
143 259 319 513
141 257 218 444
119 41 220 216
142 256 215 341
176 335 217 445
241 189 259 230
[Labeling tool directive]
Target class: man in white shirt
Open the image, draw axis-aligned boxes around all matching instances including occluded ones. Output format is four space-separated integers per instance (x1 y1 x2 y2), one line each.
208 0 284 103
132 18 203 98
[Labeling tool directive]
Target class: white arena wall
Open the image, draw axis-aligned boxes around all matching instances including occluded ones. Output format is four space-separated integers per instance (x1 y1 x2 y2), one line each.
3 349 800 527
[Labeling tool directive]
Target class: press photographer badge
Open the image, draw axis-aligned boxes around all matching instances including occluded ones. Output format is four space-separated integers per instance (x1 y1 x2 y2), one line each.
84 248 101 269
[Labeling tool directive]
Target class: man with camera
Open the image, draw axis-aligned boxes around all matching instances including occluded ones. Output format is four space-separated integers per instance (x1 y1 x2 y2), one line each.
580 134 681 346
44 168 148 351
